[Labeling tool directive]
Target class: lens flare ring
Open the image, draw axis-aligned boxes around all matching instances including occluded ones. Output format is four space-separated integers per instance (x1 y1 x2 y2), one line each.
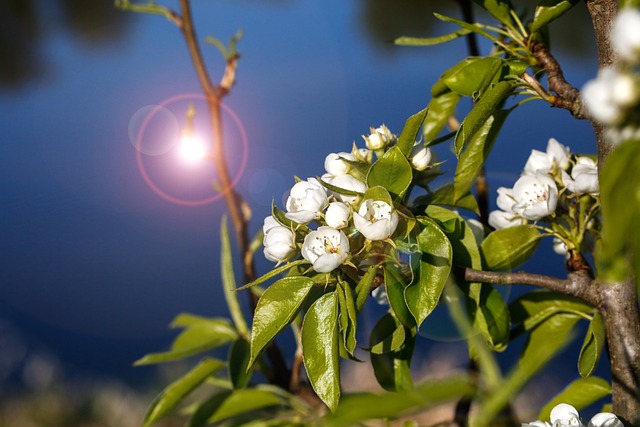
135 93 249 206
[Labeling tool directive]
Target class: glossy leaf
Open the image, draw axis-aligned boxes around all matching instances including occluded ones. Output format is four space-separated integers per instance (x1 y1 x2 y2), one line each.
355 265 378 311
538 377 611 421
578 312 605 378
510 291 594 335
337 281 358 357
134 318 237 366
531 0 581 33
395 29 472 47
481 225 541 270
302 291 341 412
239 259 309 290
396 107 429 157
424 91 461 143
384 265 417 328
443 57 503 98
144 358 225 426
600 139 640 281
469 284 510 352
471 0 513 26
187 389 283 427
371 325 415 392
221 216 249 336
326 375 473 427
453 109 509 201
367 146 413 201
405 218 452 327
363 186 393 206
229 338 252 389
249 276 315 366
369 312 406 354
454 81 513 157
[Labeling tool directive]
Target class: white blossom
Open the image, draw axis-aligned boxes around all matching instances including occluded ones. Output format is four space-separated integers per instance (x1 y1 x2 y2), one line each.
587 413 623 427
582 68 627 125
352 145 373 163
262 215 280 234
612 8 640 63
329 174 367 205
522 421 551 427
512 173 558 220
550 403 582 427
409 143 436 171
489 210 523 229
524 138 571 174
562 157 599 195
285 178 329 224
371 286 389 305
552 237 569 258
324 152 355 176
363 124 396 151
263 224 296 263
353 200 399 240
301 226 350 273
325 201 351 229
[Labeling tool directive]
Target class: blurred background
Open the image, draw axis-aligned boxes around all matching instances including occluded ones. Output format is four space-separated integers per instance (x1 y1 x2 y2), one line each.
0 0 603 425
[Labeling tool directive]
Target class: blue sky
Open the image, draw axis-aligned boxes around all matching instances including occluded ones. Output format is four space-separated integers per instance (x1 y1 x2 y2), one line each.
0 0 600 389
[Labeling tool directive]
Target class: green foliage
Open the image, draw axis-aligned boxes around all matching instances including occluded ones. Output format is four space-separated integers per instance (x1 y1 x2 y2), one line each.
366 146 413 201
578 312 605 378
481 225 541 270
538 376 611 421
531 0 582 33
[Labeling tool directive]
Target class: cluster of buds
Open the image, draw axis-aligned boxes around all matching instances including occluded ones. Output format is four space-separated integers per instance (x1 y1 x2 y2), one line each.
523 403 622 427
582 8 640 145
489 138 600 259
262 125 439 274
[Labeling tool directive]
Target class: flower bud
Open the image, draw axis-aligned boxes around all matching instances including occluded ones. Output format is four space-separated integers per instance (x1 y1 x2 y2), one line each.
285 178 329 224
363 125 395 151
330 174 367 205
409 143 435 171
324 152 355 176
325 201 350 229
263 225 296 263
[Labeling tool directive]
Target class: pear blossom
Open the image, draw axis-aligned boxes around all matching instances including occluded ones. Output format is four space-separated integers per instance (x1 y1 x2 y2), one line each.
363 124 396 151
523 403 622 427
263 219 296 263
511 173 558 220
329 174 367 205
352 146 373 163
285 178 329 224
552 237 569 258
409 143 440 172
301 226 350 273
325 201 350 229
611 8 640 63
524 138 571 174
489 209 523 229
324 152 356 176
562 157 599 195
353 199 399 240
496 186 516 212
582 68 629 125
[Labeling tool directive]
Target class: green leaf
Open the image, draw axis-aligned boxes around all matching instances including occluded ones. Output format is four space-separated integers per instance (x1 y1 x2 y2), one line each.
363 186 393 206
302 291 341 412
538 377 611 421
481 225 541 270
326 375 474 427
144 358 225 426
424 91 460 143
369 312 406 354
229 338 252 389
249 276 315 366
471 0 513 27
395 29 472 47
453 109 509 201
443 57 504 98
367 146 413 201
454 81 513 157
405 218 452 327
384 265 417 328
238 259 309 290
355 265 378 312
531 0 581 33
600 139 640 281
371 325 415 392
221 216 249 336
337 281 358 357
187 389 283 427
578 312 605 378
134 318 237 366
397 107 429 157
510 291 594 334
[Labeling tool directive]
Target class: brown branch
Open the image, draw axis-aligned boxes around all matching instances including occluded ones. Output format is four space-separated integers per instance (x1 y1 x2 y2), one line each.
530 41 587 119
460 267 598 306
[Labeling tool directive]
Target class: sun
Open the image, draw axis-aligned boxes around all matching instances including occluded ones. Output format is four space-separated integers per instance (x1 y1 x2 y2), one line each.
178 134 208 163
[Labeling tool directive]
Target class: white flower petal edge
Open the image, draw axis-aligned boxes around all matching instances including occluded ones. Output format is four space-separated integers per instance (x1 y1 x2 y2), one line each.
285 178 329 224
329 174 367 205
587 413 623 427
353 200 399 240
550 403 582 427
324 152 355 176
325 201 351 229
263 224 296 263
301 226 350 273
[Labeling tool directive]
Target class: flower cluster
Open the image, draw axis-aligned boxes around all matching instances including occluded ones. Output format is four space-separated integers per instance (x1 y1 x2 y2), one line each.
262 125 439 273
582 8 640 145
489 138 600 257
523 403 622 427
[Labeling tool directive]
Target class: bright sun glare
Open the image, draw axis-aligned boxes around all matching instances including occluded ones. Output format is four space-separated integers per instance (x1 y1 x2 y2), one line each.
178 134 207 163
